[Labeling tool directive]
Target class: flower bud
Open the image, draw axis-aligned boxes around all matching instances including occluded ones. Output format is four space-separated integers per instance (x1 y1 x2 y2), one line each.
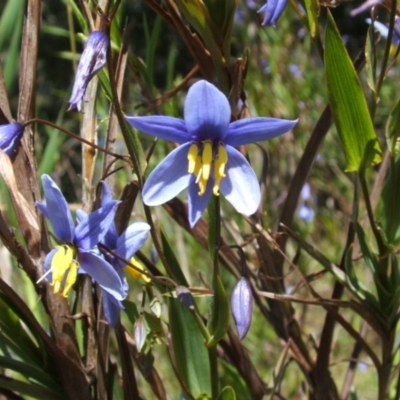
176 286 195 310
231 277 253 340
68 31 109 112
134 315 147 353
0 122 24 156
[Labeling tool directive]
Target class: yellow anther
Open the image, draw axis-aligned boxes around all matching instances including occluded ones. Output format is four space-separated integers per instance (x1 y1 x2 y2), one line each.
213 144 228 195
62 260 79 297
187 143 199 174
51 245 76 294
201 141 213 181
187 140 229 197
125 258 151 283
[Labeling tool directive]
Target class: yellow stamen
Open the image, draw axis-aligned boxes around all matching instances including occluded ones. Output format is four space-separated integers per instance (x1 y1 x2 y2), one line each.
124 258 151 283
50 245 77 295
213 144 228 195
62 260 79 297
187 143 199 174
201 141 213 181
187 140 229 196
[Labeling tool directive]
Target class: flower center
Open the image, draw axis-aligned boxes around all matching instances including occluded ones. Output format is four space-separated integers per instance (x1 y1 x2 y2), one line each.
50 245 79 297
187 141 228 196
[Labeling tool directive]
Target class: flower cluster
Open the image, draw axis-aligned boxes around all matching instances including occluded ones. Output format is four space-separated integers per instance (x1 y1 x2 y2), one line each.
127 80 297 227
37 175 150 327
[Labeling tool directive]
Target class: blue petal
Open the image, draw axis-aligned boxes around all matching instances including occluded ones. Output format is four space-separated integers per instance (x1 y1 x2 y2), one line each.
78 250 125 300
126 116 190 144
98 181 119 248
115 222 150 268
103 290 124 327
184 80 231 141
43 248 58 282
75 201 118 250
0 123 24 155
225 118 297 146
100 181 113 207
219 146 260 215
75 209 87 224
258 0 288 26
188 177 213 228
142 143 192 206
39 175 75 243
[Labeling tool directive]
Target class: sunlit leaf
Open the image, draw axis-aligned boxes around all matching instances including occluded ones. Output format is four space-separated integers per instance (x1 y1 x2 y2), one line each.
325 11 382 171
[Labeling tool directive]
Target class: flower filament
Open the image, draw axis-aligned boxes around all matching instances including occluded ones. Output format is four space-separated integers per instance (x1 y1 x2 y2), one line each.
50 245 79 297
187 141 228 196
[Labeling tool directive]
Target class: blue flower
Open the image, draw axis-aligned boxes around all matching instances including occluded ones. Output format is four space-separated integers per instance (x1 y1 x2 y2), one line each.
297 183 315 222
366 18 400 46
36 174 124 300
0 122 24 155
68 31 109 112
126 80 297 227
98 182 151 327
258 0 288 27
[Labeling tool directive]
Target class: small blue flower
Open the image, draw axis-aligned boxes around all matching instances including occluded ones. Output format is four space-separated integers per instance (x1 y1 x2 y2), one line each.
297 183 315 222
258 0 288 27
36 174 124 300
0 122 24 155
98 182 151 327
68 31 109 112
126 80 297 227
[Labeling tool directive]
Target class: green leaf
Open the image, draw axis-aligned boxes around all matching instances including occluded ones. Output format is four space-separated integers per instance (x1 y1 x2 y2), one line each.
303 0 319 39
206 275 230 347
386 96 400 155
168 298 211 398
324 11 382 171
161 230 189 286
0 356 59 392
379 156 400 247
217 386 236 400
0 375 64 400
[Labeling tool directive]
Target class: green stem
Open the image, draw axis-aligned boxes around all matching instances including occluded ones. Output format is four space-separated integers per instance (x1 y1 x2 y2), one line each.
208 345 218 399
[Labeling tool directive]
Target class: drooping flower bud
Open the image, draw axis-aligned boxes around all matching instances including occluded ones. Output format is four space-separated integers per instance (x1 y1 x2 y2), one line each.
0 122 24 156
231 277 253 340
176 286 195 310
68 31 109 112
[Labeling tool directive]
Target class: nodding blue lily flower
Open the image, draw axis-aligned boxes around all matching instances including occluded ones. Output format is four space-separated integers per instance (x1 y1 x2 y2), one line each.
258 0 288 27
68 31 109 112
126 80 297 227
97 182 151 327
0 122 24 155
366 18 400 46
36 174 125 301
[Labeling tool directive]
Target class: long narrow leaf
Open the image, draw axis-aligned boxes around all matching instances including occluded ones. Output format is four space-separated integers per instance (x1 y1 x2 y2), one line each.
325 11 382 171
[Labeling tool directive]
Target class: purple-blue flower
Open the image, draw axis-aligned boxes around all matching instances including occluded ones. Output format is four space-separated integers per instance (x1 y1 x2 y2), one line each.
36 174 124 300
0 122 24 155
126 80 297 227
258 0 288 27
297 183 315 222
68 31 109 112
98 182 151 327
